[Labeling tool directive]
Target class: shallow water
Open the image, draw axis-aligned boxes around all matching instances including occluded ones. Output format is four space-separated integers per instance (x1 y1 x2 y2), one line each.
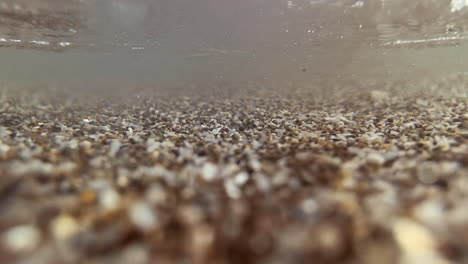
1 0 468 94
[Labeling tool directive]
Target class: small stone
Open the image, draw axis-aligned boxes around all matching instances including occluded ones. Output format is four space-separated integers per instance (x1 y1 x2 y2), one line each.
249 158 262 171
99 188 121 211
393 218 447 264
146 138 159 153
89 156 107 168
434 136 451 151
66 139 79 149
118 244 149 264
439 161 459 175
417 162 452 185
300 198 319 214
234 171 249 186
80 189 97 204
254 173 271 192
2 225 41 253
79 140 92 149
56 162 77 173
11 159 53 176
0 127 11 137
51 214 79 240
225 179 242 199
129 201 157 231
317 225 342 252
179 205 204 225
201 163 218 182
109 139 121 157
272 171 288 187
367 153 386 165
191 224 215 258
129 136 141 144
413 200 445 231
117 175 130 187
145 184 167 205
0 143 10 155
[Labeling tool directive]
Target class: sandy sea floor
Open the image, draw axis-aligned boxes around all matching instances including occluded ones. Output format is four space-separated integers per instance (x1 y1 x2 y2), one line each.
0 78 467 264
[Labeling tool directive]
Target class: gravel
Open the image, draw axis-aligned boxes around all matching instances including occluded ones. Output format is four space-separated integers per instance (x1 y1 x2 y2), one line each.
0 78 467 264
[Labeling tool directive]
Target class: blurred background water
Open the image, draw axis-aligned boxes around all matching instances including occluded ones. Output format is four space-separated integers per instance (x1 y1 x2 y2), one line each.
1 0 468 95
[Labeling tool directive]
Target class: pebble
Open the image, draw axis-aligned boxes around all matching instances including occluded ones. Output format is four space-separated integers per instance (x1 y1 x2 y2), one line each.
393 218 447 264
0 143 10 154
413 200 446 231
56 162 77 173
366 152 386 165
11 160 53 176
192 225 215 257
2 225 41 253
117 244 149 264
201 163 218 182
99 188 121 211
129 201 158 231
417 161 458 185
0 127 11 137
79 140 92 149
224 179 242 199
300 198 319 215
80 189 97 204
146 138 159 153
233 171 249 186
51 215 79 240
145 184 167 205
109 139 121 157
117 174 130 187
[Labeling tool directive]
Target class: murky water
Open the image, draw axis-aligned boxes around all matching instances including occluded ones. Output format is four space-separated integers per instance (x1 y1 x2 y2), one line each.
1 0 468 94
